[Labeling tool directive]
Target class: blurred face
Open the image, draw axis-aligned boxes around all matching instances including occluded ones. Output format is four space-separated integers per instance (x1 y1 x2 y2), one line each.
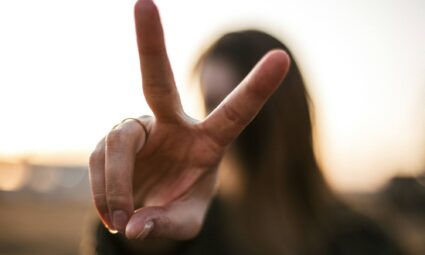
200 58 240 112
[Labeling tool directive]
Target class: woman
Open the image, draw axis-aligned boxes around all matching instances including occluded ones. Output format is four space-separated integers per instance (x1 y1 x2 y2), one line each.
188 30 403 255
90 1 402 254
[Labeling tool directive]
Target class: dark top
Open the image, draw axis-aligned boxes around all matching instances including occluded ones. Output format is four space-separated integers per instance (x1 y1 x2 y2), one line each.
94 199 404 255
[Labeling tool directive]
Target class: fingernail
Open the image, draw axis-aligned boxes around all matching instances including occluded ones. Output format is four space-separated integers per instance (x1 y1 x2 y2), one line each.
136 221 154 240
112 210 128 233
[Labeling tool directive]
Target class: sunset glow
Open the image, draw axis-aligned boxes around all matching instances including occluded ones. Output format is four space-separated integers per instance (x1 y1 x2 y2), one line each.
0 0 424 192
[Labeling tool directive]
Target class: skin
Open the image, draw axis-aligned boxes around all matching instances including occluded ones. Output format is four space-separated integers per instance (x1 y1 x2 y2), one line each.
201 59 247 201
89 0 290 241
200 58 239 111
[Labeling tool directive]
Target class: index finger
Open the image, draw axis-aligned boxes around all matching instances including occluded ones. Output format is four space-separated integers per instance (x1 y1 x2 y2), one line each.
134 0 183 122
203 50 290 146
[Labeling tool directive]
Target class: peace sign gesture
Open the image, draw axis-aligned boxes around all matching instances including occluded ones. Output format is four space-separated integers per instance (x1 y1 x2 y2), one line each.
89 0 290 241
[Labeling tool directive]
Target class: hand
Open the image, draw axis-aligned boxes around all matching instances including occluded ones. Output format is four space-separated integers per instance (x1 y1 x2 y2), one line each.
89 0 290 241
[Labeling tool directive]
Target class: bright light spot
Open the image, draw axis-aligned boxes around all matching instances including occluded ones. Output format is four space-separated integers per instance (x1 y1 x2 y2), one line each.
0 163 29 191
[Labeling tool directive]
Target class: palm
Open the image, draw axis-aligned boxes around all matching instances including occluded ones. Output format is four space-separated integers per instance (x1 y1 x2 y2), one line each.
89 0 289 241
133 119 222 208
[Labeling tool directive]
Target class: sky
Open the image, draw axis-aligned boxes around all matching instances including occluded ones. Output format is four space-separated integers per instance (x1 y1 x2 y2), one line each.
0 0 424 192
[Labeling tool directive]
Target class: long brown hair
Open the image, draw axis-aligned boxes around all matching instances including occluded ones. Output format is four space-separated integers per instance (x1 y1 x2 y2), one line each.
195 30 340 255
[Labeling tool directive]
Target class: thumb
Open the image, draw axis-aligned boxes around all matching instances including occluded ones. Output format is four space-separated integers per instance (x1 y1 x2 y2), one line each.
125 200 207 240
126 171 217 240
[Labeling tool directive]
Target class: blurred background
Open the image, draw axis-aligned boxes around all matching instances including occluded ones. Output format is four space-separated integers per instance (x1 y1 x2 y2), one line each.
0 0 424 254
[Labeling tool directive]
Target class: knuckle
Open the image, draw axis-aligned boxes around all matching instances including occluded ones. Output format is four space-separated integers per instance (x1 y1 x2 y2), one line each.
106 189 131 210
89 149 103 169
147 80 174 95
106 129 130 151
222 104 249 127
